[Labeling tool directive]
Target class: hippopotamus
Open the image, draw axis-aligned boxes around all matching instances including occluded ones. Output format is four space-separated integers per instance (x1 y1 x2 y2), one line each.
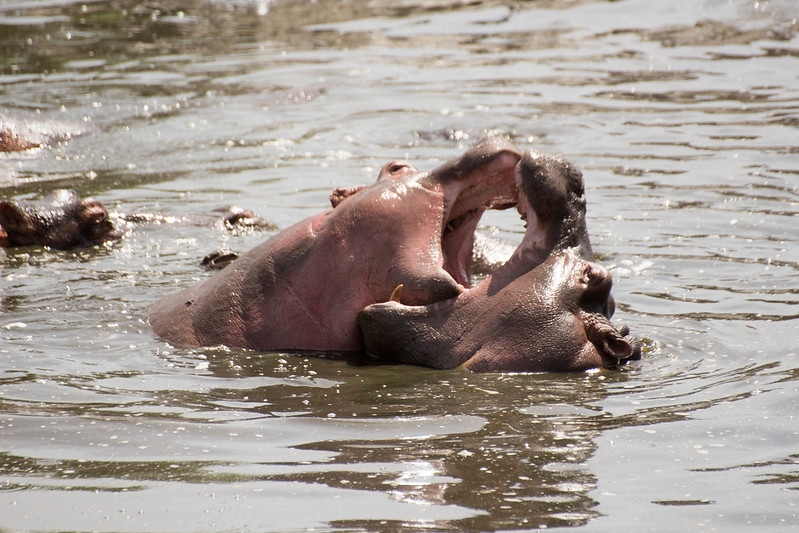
0 190 273 250
0 190 121 249
149 137 522 351
0 113 90 152
358 150 640 372
199 188 514 273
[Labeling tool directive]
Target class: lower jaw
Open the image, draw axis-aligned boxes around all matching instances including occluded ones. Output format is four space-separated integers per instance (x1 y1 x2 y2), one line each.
601 353 639 369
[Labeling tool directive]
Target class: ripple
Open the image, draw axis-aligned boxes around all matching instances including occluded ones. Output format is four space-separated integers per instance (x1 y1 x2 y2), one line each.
1 0 798 531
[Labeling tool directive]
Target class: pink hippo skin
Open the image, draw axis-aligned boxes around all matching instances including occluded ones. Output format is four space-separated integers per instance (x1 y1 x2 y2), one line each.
149 137 522 351
0 190 120 249
358 150 641 372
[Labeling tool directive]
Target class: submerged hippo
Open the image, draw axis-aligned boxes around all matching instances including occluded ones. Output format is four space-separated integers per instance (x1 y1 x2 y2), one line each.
149 137 522 351
358 150 640 372
0 190 120 249
0 113 90 152
0 190 272 251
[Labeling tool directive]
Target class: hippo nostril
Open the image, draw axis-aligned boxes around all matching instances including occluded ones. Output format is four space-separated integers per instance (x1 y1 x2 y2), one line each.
580 265 593 285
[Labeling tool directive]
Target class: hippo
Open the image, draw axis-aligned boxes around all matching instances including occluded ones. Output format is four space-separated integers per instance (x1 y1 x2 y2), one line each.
0 190 121 249
358 150 640 372
149 137 522 351
0 113 90 152
0 190 273 251
199 181 514 273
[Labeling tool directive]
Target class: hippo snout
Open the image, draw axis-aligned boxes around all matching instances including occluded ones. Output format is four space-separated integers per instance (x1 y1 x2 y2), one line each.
613 321 642 363
621 332 643 362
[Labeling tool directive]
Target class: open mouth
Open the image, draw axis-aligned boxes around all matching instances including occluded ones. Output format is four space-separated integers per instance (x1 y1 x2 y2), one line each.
361 148 641 373
441 152 639 371
442 208 484 287
439 153 519 288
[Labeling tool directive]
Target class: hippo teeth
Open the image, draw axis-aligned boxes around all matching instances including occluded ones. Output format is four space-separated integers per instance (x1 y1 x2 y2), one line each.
389 284 403 303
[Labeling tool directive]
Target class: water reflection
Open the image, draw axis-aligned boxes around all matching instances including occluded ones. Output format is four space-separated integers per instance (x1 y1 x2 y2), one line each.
197 353 628 530
0 345 632 529
1 0 798 530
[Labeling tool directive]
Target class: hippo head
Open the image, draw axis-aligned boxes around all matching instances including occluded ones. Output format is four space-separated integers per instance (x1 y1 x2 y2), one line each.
462 249 637 372
358 149 641 372
0 189 121 250
328 136 522 306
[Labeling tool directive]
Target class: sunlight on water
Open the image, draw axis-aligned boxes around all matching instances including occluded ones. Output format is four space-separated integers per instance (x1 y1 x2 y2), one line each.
1 0 798 530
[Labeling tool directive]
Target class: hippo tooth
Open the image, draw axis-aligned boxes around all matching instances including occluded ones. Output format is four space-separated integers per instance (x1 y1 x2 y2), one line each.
389 284 404 303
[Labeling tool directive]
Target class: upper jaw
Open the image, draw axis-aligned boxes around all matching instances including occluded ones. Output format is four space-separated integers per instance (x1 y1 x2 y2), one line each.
431 141 521 292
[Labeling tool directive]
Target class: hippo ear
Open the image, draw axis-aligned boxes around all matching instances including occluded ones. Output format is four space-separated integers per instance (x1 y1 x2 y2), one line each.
0 201 25 225
330 185 366 208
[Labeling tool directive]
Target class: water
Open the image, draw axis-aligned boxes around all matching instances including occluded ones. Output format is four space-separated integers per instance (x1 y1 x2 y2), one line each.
1 0 797 530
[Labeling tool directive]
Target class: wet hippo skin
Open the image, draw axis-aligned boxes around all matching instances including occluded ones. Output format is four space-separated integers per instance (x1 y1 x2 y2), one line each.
0 190 120 250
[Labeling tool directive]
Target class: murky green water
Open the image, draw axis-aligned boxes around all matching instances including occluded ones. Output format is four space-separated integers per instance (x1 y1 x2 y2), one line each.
1 0 797 530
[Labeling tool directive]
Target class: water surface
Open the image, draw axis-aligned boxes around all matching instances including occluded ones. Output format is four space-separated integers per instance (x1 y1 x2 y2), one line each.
1 0 797 530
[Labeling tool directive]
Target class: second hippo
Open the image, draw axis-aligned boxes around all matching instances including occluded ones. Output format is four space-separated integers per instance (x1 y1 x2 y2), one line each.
0 190 273 251
0 190 120 250
358 150 640 372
